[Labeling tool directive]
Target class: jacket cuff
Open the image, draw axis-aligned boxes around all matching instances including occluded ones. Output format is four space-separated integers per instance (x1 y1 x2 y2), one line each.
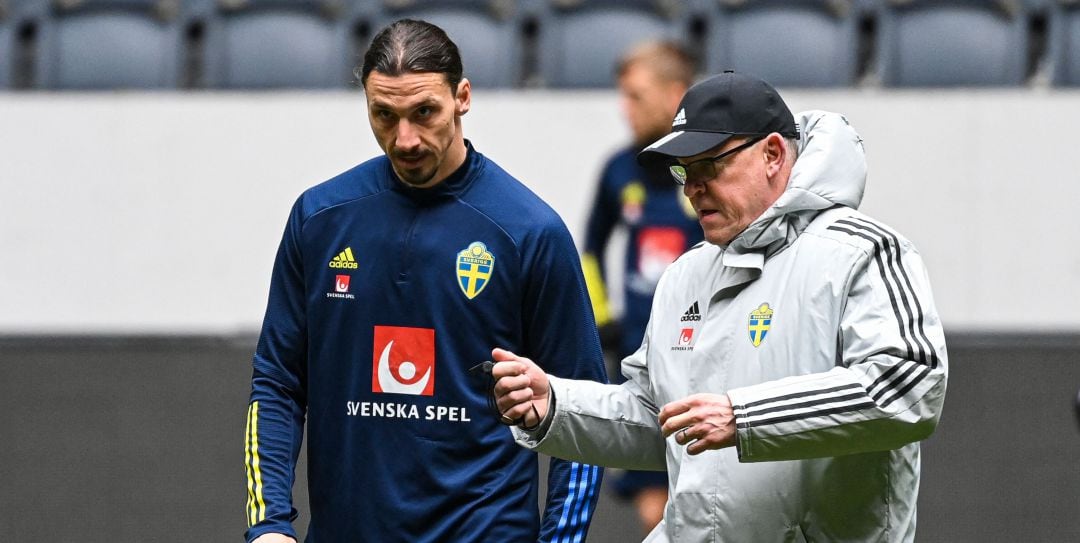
725 388 753 461
512 378 561 447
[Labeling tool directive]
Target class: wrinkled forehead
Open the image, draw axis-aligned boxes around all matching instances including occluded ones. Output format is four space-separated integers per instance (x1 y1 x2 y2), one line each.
364 71 454 106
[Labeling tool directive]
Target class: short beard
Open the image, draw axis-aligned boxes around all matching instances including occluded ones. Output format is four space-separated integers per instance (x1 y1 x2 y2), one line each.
394 166 437 187
390 149 438 187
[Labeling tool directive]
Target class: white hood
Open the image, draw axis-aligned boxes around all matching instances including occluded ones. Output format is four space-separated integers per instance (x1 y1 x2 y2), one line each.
727 110 867 257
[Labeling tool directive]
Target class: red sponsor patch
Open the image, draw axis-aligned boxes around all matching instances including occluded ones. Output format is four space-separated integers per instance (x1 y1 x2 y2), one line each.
335 275 350 293
678 328 694 346
372 326 435 396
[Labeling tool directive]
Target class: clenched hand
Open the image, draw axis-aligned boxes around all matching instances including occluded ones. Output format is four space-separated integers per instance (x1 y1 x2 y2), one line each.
490 348 550 429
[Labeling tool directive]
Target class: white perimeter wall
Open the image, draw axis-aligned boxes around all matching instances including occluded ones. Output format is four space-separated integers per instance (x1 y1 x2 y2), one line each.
2 89 1079 334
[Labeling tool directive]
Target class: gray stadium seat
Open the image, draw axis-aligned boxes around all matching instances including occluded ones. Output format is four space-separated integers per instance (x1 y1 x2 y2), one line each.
1049 1 1080 86
876 0 1029 86
705 0 859 88
202 0 352 89
535 0 681 88
36 0 184 89
374 0 523 89
0 0 11 88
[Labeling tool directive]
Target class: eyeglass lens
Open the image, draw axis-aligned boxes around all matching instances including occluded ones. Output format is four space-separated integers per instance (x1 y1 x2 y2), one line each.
669 136 765 185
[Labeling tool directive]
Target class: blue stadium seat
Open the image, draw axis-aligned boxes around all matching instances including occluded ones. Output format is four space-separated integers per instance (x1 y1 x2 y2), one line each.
1049 1 1080 86
704 0 859 88
535 0 682 88
876 0 1029 86
374 0 523 89
35 0 184 89
202 0 352 89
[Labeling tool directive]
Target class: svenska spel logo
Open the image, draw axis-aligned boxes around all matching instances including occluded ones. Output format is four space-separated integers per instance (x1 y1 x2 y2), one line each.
671 326 697 352
335 275 350 293
372 326 435 396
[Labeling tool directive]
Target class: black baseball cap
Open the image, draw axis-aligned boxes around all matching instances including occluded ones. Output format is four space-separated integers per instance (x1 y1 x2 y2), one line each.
637 71 798 167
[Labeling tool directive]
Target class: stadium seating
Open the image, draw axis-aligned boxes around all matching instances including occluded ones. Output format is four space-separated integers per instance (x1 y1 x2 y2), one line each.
201 0 354 89
374 0 523 89
875 0 1030 86
704 0 860 88
4 0 1079 89
1049 0 1080 85
33 0 184 89
534 0 684 88
0 0 11 88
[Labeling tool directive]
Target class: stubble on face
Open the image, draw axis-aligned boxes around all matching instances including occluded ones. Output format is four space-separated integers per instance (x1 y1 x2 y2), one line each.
365 71 465 188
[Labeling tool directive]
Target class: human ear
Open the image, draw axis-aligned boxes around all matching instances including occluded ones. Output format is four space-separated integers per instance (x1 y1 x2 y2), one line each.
455 78 472 116
764 133 786 177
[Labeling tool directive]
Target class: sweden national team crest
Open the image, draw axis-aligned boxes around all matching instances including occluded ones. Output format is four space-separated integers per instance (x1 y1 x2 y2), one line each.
749 303 774 348
456 241 495 300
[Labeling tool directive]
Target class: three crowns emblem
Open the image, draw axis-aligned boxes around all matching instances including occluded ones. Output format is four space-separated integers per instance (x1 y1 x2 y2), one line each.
748 303 773 348
456 242 495 300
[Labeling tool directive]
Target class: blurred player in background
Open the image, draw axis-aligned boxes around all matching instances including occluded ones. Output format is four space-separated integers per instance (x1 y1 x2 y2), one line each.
580 40 700 534
244 19 605 543
492 72 948 541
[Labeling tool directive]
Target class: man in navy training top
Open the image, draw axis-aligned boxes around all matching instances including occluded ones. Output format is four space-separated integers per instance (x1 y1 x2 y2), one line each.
244 19 606 543
581 40 700 535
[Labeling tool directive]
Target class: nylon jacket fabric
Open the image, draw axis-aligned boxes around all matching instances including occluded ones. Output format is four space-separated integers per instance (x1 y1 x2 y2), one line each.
246 143 606 543
514 112 948 542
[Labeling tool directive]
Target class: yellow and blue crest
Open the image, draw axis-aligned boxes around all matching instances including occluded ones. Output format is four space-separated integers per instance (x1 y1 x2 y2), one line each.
456 241 495 300
748 303 773 347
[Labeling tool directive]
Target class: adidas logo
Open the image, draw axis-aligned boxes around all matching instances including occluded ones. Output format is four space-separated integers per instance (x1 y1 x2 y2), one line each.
672 108 687 127
329 247 358 269
680 301 701 322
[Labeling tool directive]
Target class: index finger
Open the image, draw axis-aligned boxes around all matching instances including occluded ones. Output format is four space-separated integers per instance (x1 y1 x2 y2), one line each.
490 348 525 379
658 398 692 427
491 347 519 361
491 360 526 379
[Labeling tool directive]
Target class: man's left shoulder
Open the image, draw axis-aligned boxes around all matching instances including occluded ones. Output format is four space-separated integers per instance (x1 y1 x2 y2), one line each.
804 208 918 254
470 155 541 201
465 155 566 231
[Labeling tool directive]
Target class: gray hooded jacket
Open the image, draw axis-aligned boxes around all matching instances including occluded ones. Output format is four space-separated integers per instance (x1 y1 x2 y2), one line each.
515 111 948 542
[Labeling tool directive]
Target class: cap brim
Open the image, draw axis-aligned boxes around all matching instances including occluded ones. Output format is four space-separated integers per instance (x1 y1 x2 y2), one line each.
637 131 736 168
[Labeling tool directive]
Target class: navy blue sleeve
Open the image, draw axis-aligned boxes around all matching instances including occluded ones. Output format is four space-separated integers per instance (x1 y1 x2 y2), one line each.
583 160 621 273
581 161 621 327
244 199 309 542
521 219 607 543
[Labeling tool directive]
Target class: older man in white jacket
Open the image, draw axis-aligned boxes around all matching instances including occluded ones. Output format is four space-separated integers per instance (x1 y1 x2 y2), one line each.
491 72 947 542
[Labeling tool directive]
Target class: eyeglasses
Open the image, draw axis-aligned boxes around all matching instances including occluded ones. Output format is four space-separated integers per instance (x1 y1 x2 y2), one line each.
669 135 767 186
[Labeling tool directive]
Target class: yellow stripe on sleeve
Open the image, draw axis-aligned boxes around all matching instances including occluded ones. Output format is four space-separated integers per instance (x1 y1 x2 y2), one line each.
581 253 611 326
245 403 256 527
251 401 266 524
